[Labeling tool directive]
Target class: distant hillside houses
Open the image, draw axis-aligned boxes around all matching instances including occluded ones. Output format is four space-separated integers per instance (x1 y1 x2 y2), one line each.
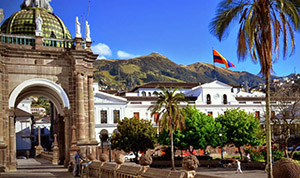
93 80 273 143
31 106 46 116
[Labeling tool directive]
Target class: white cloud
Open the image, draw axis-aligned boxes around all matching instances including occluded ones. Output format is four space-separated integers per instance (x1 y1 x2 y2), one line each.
91 43 112 58
97 56 107 59
117 50 139 59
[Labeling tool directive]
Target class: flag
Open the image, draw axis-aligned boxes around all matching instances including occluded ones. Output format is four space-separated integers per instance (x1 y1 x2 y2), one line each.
213 49 235 68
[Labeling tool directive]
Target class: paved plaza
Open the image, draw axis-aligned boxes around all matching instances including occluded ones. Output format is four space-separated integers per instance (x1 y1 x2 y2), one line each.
195 167 266 178
0 158 267 178
0 158 73 178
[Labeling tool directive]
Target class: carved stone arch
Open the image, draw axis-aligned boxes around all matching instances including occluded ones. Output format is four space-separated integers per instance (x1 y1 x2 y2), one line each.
9 78 70 114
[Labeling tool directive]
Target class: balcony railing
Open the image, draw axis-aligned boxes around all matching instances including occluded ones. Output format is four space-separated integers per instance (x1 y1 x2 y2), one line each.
0 34 80 49
0 34 35 46
43 37 74 48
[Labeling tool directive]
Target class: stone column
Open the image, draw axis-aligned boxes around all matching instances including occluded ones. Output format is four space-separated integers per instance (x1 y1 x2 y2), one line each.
88 75 97 144
8 112 16 170
84 75 89 142
63 108 70 167
75 38 84 51
76 72 86 144
0 72 5 148
52 134 59 165
69 125 79 166
36 126 43 156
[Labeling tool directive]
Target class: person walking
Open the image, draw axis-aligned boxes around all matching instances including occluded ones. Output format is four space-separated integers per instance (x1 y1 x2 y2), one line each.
236 160 242 174
73 150 83 177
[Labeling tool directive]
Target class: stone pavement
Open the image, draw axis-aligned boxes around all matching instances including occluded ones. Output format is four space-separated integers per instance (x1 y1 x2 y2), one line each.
124 162 267 178
0 158 73 178
195 167 267 178
0 158 267 178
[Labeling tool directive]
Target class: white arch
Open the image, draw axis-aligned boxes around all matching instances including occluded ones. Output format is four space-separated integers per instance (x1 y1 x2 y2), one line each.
9 78 70 112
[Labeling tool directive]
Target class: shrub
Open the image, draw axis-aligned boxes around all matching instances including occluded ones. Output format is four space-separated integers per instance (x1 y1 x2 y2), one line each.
245 148 264 161
260 147 284 162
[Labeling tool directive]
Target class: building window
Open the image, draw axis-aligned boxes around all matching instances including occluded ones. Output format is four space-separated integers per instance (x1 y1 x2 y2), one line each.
208 112 213 117
141 91 146 96
223 94 227 104
255 111 260 120
131 102 142 104
113 110 120 123
253 101 262 104
207 94 211 104
231 88 234 93
148 92 151 96
101 110 107 124
134 112 140 119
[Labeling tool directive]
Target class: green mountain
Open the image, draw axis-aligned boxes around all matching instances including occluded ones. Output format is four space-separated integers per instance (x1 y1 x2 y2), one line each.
93 53 264 90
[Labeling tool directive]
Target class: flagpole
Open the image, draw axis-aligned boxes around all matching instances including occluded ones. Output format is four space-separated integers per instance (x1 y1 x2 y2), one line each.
212 48 216 80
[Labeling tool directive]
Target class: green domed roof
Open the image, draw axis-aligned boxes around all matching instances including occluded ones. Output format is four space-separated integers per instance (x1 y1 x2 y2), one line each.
1 7 72 39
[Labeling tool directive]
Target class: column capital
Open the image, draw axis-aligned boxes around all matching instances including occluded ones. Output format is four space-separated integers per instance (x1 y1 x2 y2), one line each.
73 71 84 77
87 72 93 78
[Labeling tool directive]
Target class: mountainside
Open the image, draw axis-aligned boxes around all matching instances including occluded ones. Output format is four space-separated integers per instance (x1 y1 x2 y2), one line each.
93 53 264 90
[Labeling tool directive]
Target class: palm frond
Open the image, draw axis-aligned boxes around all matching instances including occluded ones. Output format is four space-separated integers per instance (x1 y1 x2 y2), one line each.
210 0 248 41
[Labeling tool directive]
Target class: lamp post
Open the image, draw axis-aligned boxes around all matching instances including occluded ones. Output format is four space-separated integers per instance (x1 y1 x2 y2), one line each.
108 133 112 162
219 133 224 162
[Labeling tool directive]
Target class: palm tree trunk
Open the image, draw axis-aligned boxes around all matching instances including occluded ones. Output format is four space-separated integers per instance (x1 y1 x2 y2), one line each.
266 71 273 178
170 124 175 170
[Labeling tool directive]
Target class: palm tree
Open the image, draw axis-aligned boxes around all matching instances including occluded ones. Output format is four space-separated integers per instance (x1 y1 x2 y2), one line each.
148 87 186 170
210 1 300 177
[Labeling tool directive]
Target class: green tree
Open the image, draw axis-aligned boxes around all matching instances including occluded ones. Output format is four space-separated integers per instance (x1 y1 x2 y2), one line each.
148 87 186 170
210 1 300 177
111 117 156 163
31 96 51 116
158 106 223 154
216 108 263 159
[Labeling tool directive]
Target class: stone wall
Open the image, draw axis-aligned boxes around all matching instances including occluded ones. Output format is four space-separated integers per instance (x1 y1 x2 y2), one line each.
84 162 222 178
83 154 222 178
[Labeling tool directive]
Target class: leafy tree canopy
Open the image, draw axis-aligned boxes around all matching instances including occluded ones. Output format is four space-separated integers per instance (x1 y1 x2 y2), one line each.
111 117 157 162
158 106 223 153
215 108 264 157
31 96 51 115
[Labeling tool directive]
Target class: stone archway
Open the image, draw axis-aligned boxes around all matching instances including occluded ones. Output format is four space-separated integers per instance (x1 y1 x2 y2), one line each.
9 78 70 112
0 36 98 171
8 79 70 166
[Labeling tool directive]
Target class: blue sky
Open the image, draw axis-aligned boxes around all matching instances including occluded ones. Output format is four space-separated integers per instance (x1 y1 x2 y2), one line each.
1 0 300 77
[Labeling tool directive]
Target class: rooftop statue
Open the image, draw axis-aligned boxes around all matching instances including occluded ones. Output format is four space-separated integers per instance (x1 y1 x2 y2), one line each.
75 17 81 38
21 0 53 12
20 0 34 9
0 9 3 24
85 21 91 42
35 14 43 31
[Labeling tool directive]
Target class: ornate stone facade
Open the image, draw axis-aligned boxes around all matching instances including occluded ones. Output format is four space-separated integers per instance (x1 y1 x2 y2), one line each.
0 3 98 171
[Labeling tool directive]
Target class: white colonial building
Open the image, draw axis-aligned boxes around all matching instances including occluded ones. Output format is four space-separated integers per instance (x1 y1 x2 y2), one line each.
93 80 268 143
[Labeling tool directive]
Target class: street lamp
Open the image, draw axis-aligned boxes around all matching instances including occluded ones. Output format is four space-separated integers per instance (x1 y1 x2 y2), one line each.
108 133 112 162
219 133 224 163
